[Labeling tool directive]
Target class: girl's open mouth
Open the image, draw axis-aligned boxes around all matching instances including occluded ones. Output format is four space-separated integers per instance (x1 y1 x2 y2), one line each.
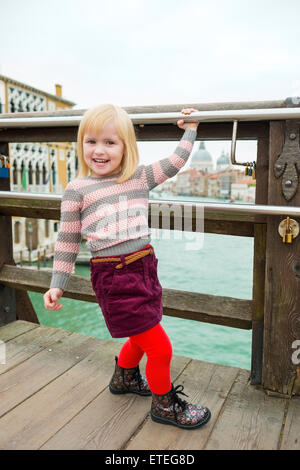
93 158 110 166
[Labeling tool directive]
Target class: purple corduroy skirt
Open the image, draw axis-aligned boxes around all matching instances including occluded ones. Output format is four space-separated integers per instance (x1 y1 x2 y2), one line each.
90 245 163 338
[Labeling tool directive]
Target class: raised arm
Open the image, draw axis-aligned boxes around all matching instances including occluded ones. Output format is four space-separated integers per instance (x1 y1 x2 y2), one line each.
141 108 198 191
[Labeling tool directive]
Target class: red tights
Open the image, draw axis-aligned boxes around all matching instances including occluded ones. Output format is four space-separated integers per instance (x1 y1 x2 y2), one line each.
117 323 172 395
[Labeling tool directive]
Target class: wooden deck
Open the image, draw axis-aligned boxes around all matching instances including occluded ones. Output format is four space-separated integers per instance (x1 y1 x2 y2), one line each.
0 320 299 450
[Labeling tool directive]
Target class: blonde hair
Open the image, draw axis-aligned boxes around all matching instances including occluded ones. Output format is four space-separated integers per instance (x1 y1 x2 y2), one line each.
77 104 139 183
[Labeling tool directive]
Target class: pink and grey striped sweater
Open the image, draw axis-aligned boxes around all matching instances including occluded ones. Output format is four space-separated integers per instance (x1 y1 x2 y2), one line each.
50 128 197 290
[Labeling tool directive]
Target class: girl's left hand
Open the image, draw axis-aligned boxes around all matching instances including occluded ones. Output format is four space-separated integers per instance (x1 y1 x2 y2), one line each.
177 108 199 131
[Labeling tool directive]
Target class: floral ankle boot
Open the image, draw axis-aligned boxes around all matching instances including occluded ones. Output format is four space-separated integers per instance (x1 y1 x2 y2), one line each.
109 356 151 396
151 384 211 429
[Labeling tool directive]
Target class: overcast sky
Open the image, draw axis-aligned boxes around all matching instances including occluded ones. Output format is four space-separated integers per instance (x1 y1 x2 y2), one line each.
1 0 300 166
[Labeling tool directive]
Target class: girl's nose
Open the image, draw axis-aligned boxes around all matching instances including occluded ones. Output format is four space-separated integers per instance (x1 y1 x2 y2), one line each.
95 144 105 155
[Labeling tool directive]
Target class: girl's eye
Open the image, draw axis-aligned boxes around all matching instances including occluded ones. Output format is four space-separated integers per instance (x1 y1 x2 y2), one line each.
106 140 114 145
86 139 95 144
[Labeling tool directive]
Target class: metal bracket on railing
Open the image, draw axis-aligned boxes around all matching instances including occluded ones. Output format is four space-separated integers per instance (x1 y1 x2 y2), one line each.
274 120 300 201
230 120 256 178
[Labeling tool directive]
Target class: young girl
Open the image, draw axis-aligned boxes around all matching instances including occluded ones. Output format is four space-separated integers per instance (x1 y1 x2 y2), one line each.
44 104 211 430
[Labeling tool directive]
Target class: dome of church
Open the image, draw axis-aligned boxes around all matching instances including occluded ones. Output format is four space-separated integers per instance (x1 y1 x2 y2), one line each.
217 151 230 165
191 141 212 163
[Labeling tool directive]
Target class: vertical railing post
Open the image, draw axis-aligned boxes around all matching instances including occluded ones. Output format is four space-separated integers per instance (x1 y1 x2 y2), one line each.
0 143 16 325
262 120 300 396
251 133 269 384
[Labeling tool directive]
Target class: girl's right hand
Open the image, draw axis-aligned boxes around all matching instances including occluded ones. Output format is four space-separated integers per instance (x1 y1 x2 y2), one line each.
43 288 63 310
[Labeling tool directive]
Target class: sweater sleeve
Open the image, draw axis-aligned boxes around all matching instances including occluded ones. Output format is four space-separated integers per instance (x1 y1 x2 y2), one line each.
50 181 82 291
141 128 197 191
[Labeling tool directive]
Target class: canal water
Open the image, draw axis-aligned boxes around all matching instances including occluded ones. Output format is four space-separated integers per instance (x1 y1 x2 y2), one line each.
29 195 253 370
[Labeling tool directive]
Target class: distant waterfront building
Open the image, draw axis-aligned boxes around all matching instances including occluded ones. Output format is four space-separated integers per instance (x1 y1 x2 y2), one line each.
190 141 214 173
218 169 243 197
0 74 76 262
192 172 208 196
231 178 256 202
174 169 200 195
207 173 219 198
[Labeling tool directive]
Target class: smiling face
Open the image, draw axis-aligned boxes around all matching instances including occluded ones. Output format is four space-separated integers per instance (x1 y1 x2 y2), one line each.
83 120 125 178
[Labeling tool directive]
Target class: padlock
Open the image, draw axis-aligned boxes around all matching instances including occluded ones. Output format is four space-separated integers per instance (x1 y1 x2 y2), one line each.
286 227 293 243
283 217 293 244
252 162 256 180
278 217 299 243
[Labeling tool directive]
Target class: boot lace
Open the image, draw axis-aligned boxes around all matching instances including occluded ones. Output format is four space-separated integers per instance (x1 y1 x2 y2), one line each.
171 384 189 411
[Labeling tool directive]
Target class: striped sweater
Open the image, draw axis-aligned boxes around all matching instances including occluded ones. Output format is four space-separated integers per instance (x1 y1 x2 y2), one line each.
50 128 197 290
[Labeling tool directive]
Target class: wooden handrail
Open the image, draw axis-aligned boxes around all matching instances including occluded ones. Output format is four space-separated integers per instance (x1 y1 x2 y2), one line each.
0 265 252 330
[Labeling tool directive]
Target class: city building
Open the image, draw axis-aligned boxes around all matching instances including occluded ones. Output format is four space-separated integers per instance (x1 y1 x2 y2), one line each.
207 173 219 198
174 169 201 195
0 74 76 262
171 142 254 200
231 178 256 202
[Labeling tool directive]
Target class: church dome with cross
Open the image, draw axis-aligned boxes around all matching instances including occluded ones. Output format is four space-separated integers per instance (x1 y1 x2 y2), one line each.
190 141 214 173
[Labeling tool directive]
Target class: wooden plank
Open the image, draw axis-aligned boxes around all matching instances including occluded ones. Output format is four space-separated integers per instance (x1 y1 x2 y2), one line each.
0 329 102 422
0 265 253 329
0 122 268 143
126 359 240 450
0 196 262 226
262 121 300 395
251 125 268 386
0 323 72 375
0 339 116 449
280 397 300 449
0 320 38 342
205 369 287 449
40 354 189 450
135 122 268 141
163 290 252 329
15 288 39 324
204 219 254 237
0 197 60 220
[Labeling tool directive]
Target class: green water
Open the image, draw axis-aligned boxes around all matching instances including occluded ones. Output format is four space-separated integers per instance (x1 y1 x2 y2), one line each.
29 205 253 370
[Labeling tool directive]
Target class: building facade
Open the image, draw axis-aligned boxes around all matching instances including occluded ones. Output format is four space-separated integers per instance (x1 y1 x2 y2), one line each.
0 74 77 262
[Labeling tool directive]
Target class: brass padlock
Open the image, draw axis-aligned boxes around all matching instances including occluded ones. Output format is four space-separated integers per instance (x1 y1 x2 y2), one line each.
285 217 292 243
279 217 299 243
285 229 293 243
286 227 293 243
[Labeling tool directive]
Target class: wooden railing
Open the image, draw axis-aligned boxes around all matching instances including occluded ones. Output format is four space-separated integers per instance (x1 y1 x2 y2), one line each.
1 100 300 398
